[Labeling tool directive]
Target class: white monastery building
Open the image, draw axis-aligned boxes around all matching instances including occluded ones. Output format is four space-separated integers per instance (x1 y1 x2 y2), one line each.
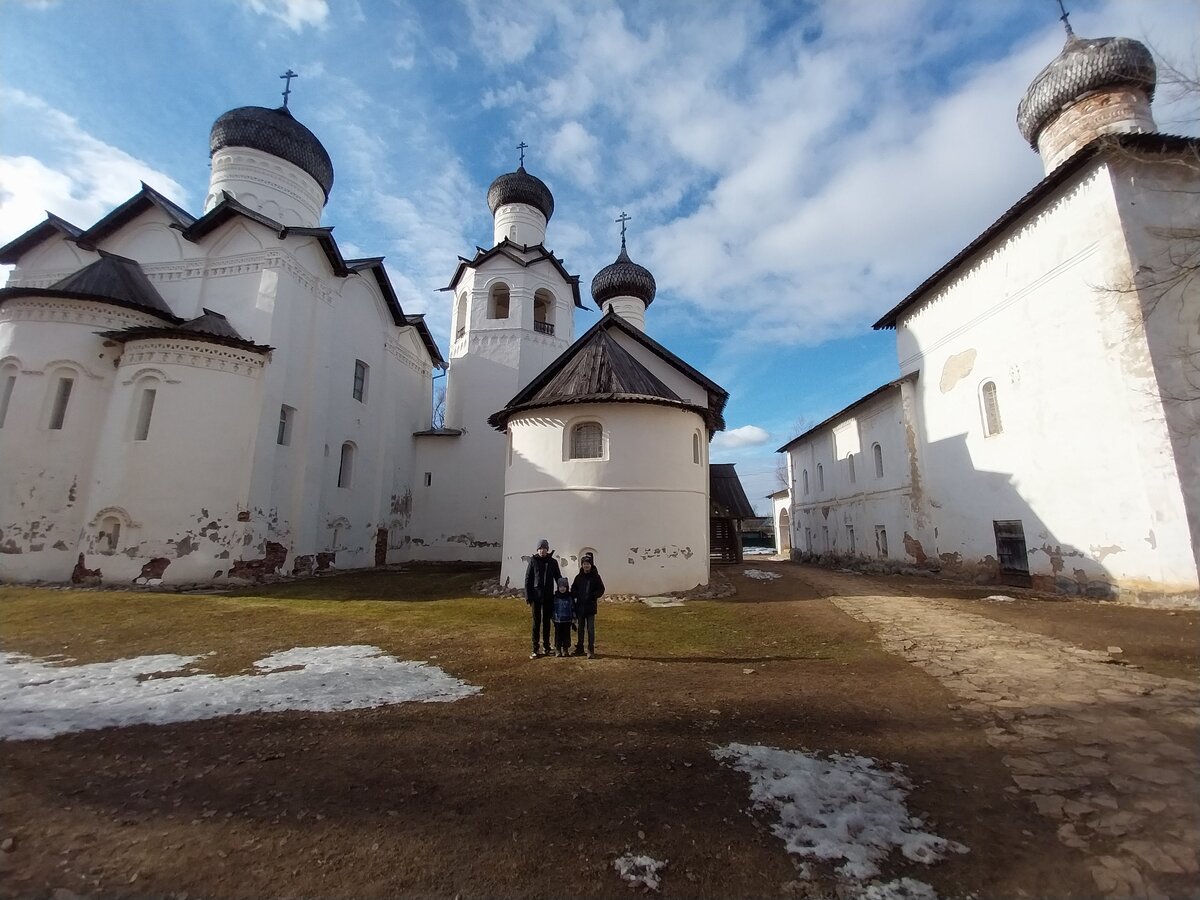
0 97 730 592
779 22 1199 603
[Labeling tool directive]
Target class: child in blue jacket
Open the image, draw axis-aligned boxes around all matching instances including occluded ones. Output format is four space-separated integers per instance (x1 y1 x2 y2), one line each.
551 577 575 657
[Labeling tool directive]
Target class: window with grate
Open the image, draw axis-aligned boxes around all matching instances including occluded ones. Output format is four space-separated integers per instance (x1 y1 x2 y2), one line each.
570 422 603 459
353 360 368 402
981 380 1003 436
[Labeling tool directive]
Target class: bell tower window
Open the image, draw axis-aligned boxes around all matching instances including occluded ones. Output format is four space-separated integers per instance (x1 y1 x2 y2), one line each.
533 288 555 335
489 283 510 319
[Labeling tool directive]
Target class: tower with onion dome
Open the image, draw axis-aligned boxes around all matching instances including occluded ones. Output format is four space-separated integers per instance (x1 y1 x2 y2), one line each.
1016 14 1157 174
409 149 585 561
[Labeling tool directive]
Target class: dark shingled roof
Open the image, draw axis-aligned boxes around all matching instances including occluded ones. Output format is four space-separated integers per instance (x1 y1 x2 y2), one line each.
591 242 657 309
710 464 755 520
486 166 554 222
210 106 334 199
442 239 584 309
0 251 180 321
872 133 1199 331
98 308 271 355
1017 34 1156 148
488 310 728 433
0 213 83 264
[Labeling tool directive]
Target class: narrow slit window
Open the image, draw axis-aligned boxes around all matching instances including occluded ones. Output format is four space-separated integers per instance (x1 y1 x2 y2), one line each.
0 374 15 428
848 453 856 484
817 464 824 492
570 422 603 459
802 469 809 495
692 432 700 464
48 377 74 430
424 471 432 487
277 405 295 446
873 443 884 478
134 388 156 441
338 442 355 488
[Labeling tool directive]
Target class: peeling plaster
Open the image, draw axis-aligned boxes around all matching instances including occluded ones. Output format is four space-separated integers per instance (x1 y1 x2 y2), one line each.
1090 544 1124 562
938 348 977 393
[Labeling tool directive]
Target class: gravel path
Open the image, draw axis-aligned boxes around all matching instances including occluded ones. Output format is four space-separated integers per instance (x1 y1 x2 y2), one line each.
804 571 1199 899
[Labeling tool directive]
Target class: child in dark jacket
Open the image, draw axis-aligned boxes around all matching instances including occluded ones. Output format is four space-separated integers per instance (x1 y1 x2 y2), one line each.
551 577 575 657
571 554 604 658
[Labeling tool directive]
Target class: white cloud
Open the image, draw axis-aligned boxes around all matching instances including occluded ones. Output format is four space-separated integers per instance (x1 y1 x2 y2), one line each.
242 0 328 31
712 425 771 450
0 90 188 245
547 121 600 188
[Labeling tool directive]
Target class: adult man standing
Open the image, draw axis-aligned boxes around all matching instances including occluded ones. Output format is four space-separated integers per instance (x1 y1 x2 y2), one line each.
524 539 560 658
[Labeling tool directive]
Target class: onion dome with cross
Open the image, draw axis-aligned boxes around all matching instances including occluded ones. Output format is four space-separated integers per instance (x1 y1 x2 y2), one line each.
1016 3 1157 173
591 212 656 331
205 70 334 227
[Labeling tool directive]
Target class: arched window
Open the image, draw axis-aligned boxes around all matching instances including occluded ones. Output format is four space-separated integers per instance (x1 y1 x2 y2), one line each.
533 288 555 335
817 464 824 492
569 422 603 459
99 516 122 554
488 282 510 320
455 293 468 338
873 443 884 479
848 453 856 484
0 363 17 429
981 380 1003 436
692 432 700 464
338 442 356 488
802 469 809 495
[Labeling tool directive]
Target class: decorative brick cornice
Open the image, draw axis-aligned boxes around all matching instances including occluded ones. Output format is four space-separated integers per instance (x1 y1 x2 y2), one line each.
0 297 162 330
117 338 267 377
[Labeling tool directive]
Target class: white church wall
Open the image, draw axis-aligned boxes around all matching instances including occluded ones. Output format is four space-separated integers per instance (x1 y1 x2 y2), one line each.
898 160 1198 600
786 387 920 565
207 146 326 228
0 298 160 580
492 203 547 247
78 339 267 583
3 236 90 289
1111 154 1200 591
500 402 710 594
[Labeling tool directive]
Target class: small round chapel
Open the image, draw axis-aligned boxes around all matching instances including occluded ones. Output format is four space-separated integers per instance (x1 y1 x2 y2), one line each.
491 231 727 595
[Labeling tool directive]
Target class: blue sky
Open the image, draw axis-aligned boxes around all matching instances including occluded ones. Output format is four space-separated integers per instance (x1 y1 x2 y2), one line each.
1 0 1195 511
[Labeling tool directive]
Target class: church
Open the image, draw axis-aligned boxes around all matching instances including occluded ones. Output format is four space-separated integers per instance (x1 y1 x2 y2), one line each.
778 21 1199 603
0 97 728 593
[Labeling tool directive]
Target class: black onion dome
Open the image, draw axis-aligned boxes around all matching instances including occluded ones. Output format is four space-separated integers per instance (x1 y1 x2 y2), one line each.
591 244 657 309
210 106 335 199
486 166 555 222
1017 35 1156 147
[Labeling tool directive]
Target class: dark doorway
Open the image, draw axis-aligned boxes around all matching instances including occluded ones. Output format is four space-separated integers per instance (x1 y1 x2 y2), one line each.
374 527 388 567
993 519 1030 586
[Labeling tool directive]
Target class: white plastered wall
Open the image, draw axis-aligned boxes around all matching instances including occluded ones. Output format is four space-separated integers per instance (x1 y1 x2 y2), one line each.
500 402 710 594
896 159 1198 599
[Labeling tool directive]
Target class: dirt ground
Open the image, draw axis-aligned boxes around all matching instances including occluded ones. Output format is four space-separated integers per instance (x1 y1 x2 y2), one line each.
1 562 1196 898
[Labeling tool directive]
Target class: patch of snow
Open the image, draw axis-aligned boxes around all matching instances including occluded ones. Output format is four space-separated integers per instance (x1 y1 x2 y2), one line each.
642 596 685 608
853 877 941 899
743 569 781 581
713 743 967 882
0 646 481 741
613 854 667 891
982 595 1017 602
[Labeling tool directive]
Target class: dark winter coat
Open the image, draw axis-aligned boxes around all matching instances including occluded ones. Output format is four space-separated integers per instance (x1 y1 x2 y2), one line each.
571 568 605 617
552 591 575 623
524 553 562 604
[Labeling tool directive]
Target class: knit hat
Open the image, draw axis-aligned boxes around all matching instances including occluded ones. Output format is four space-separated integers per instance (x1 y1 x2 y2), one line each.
581 553 594 565
556 577 569 590
536 538 549 550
